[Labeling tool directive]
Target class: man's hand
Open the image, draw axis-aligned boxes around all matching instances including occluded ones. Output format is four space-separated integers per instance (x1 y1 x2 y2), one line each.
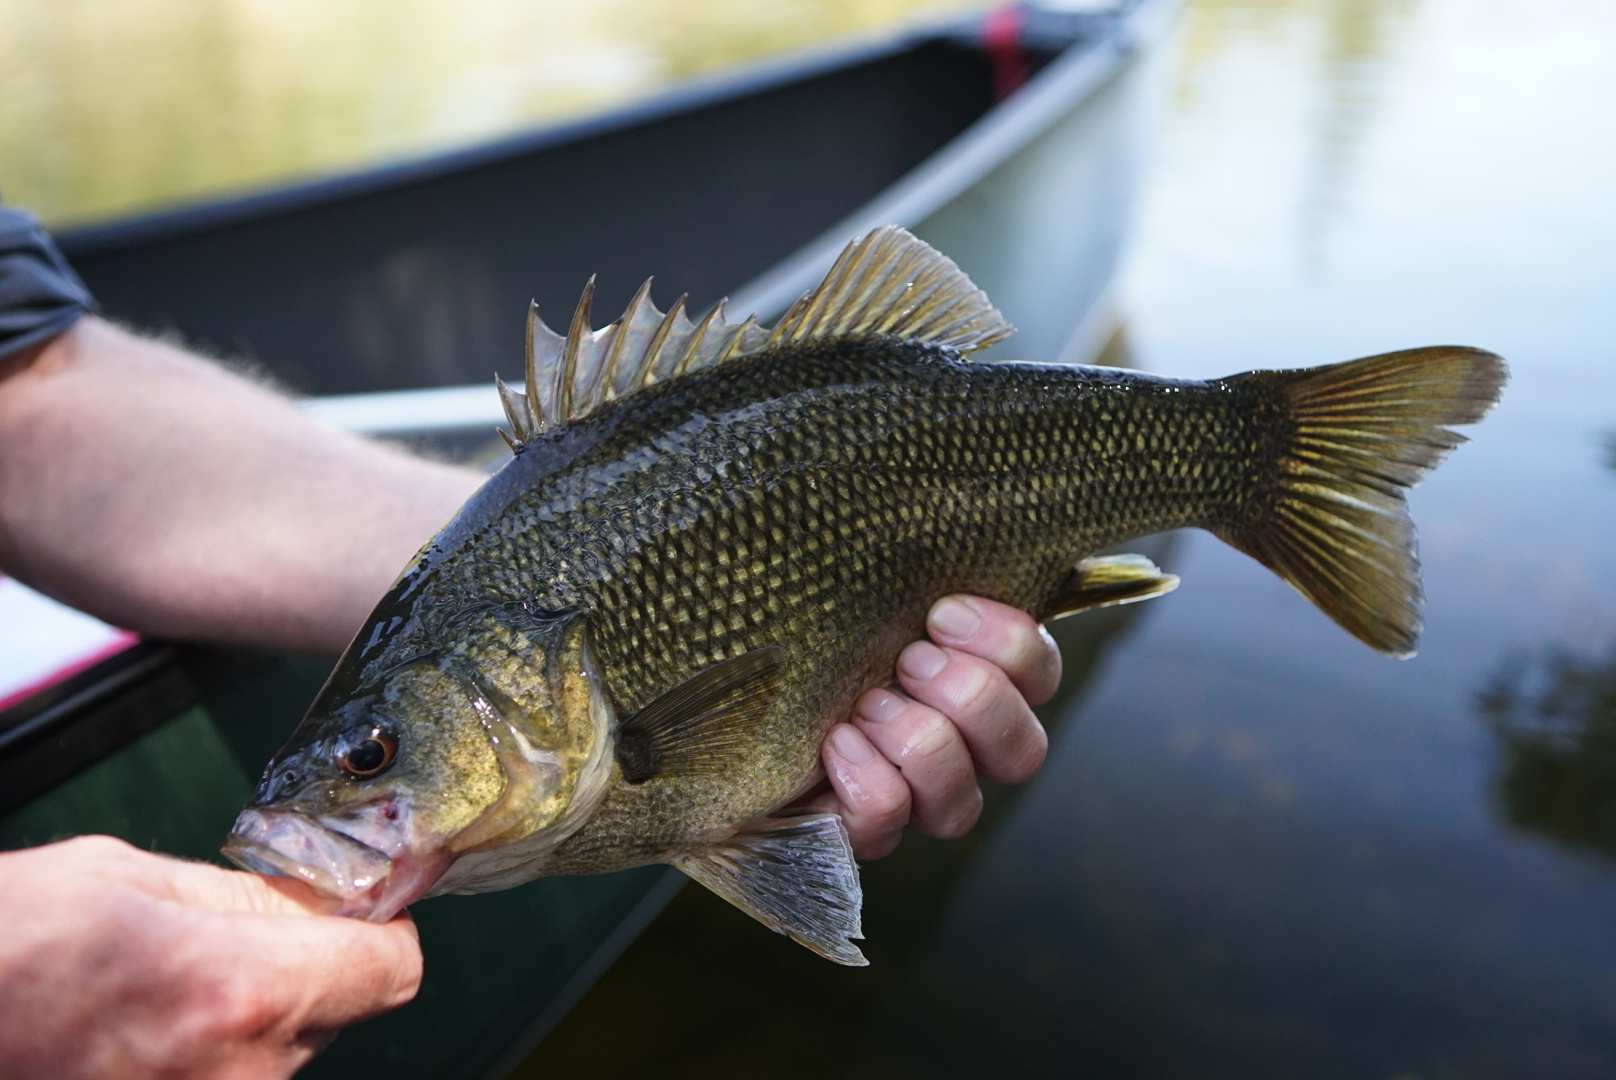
0 836 421 1079
813 596 1059 859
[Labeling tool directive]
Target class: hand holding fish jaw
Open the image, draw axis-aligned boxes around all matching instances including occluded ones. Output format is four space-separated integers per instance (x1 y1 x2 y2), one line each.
810 596 1057 859
0 836 421 1080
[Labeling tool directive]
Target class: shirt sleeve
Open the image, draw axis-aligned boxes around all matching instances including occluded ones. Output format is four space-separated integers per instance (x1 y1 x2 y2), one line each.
0 205 97 361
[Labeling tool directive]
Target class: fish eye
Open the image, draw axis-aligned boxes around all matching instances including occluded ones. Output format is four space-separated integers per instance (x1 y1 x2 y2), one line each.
336 728 398 779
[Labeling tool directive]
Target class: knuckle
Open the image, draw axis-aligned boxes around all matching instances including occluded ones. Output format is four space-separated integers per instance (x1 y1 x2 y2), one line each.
948 659 1005 720
1016 626 1063 703
982 708 1047 785
996 717 1050 784
865 779 912 830
185 969 282 1043
900 709 959 765
930 787 984 839
388 946 424 1004
987 606 1039 654
993 623 1059 702
218 989 279 1041
835 745 912 831
858 830 904 861
62 834 134 860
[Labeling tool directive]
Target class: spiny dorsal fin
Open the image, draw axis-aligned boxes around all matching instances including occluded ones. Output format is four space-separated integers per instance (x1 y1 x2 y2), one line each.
496 279 768 449
495 226 1012 451
764 225 1013 353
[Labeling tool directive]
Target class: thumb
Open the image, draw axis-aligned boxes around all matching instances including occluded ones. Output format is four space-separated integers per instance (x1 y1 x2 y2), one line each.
152 860 425 1028
136 854 349 916
199 906 424 1030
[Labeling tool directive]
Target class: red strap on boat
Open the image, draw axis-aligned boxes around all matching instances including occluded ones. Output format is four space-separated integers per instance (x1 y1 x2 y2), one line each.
984 4 1031 101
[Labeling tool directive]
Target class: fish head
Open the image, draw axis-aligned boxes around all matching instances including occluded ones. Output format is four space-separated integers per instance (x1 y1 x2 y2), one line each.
224 612 614 920
225 654 537 920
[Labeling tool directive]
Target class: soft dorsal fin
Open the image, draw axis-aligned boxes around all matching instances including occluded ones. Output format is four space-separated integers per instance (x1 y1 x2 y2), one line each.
764 225 1013 353
495 226 1014 451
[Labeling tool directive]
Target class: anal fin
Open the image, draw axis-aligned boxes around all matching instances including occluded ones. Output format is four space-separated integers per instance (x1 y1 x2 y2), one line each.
1041 554 1180 621
673 814 867 966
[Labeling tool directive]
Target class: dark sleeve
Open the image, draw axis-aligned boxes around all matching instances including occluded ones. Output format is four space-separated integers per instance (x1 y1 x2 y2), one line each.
0 206 97 361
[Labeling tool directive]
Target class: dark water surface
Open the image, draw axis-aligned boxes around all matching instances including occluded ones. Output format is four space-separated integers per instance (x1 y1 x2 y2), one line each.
527 1 1616 1076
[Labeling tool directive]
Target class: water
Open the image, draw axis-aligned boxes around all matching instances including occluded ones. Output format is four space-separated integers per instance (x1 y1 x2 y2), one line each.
0 0 973 226
8 1 1615 1075
525 2 1616 1076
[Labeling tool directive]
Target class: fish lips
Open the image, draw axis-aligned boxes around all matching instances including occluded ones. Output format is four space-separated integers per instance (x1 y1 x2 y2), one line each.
223 807 447 923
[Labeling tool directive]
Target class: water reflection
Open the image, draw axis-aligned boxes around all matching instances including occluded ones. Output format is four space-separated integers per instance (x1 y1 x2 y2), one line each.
0 0 974 225
1481 643 1616 859
1294 0 1414 272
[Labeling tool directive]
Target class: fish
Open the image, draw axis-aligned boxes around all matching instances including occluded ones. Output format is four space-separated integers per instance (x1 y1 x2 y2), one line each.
222 226 1506 964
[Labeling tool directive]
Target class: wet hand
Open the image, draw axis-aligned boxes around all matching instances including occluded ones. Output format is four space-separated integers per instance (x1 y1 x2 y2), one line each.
0 836 421 1079
814 596 1057 858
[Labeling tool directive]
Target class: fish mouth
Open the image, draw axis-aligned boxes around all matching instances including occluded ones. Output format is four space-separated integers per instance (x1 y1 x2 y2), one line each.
223 808 447 922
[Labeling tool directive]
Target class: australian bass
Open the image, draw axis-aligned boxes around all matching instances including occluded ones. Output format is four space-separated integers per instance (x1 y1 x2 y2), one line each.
225 227 1506 964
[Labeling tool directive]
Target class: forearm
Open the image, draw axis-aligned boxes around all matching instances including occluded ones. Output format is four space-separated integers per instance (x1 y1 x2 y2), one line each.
0 318 482 653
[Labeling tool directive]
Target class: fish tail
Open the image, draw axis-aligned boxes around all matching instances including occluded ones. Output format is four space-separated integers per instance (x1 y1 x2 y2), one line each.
1216 346 1507 657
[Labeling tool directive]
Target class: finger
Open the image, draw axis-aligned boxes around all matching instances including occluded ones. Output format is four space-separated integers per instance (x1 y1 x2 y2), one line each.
853 687 982 839
203 908 423 1031
58 835 344 916
135 853 422 1028
133 852 346 917
821 723 912 860
896 641 1049 785
926 596 1062 705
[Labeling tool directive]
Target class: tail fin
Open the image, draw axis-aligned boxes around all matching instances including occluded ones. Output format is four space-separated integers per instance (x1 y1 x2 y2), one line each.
1220 346 1507 657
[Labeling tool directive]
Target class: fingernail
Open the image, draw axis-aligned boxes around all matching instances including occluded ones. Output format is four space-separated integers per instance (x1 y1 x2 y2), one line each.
859 689 905 723
831 723 875 764
899 641 948 681
929 598 981 641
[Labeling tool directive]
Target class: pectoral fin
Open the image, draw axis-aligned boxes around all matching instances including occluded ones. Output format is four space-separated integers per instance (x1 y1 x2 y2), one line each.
673 814 867 966
1041 554 1180 621
613 645 784 782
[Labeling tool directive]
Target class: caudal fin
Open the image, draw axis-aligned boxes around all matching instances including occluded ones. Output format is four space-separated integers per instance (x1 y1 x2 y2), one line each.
1220 346 1507 657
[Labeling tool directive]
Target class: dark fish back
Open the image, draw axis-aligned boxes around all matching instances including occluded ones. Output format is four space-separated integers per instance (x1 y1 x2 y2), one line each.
437 337 1252 868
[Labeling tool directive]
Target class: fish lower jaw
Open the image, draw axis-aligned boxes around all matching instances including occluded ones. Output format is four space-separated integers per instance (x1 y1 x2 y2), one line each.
333 852 454 923
222 807 449 921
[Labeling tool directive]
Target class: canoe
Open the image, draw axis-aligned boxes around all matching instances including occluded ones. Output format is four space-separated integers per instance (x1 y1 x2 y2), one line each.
0 1 1177 1074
